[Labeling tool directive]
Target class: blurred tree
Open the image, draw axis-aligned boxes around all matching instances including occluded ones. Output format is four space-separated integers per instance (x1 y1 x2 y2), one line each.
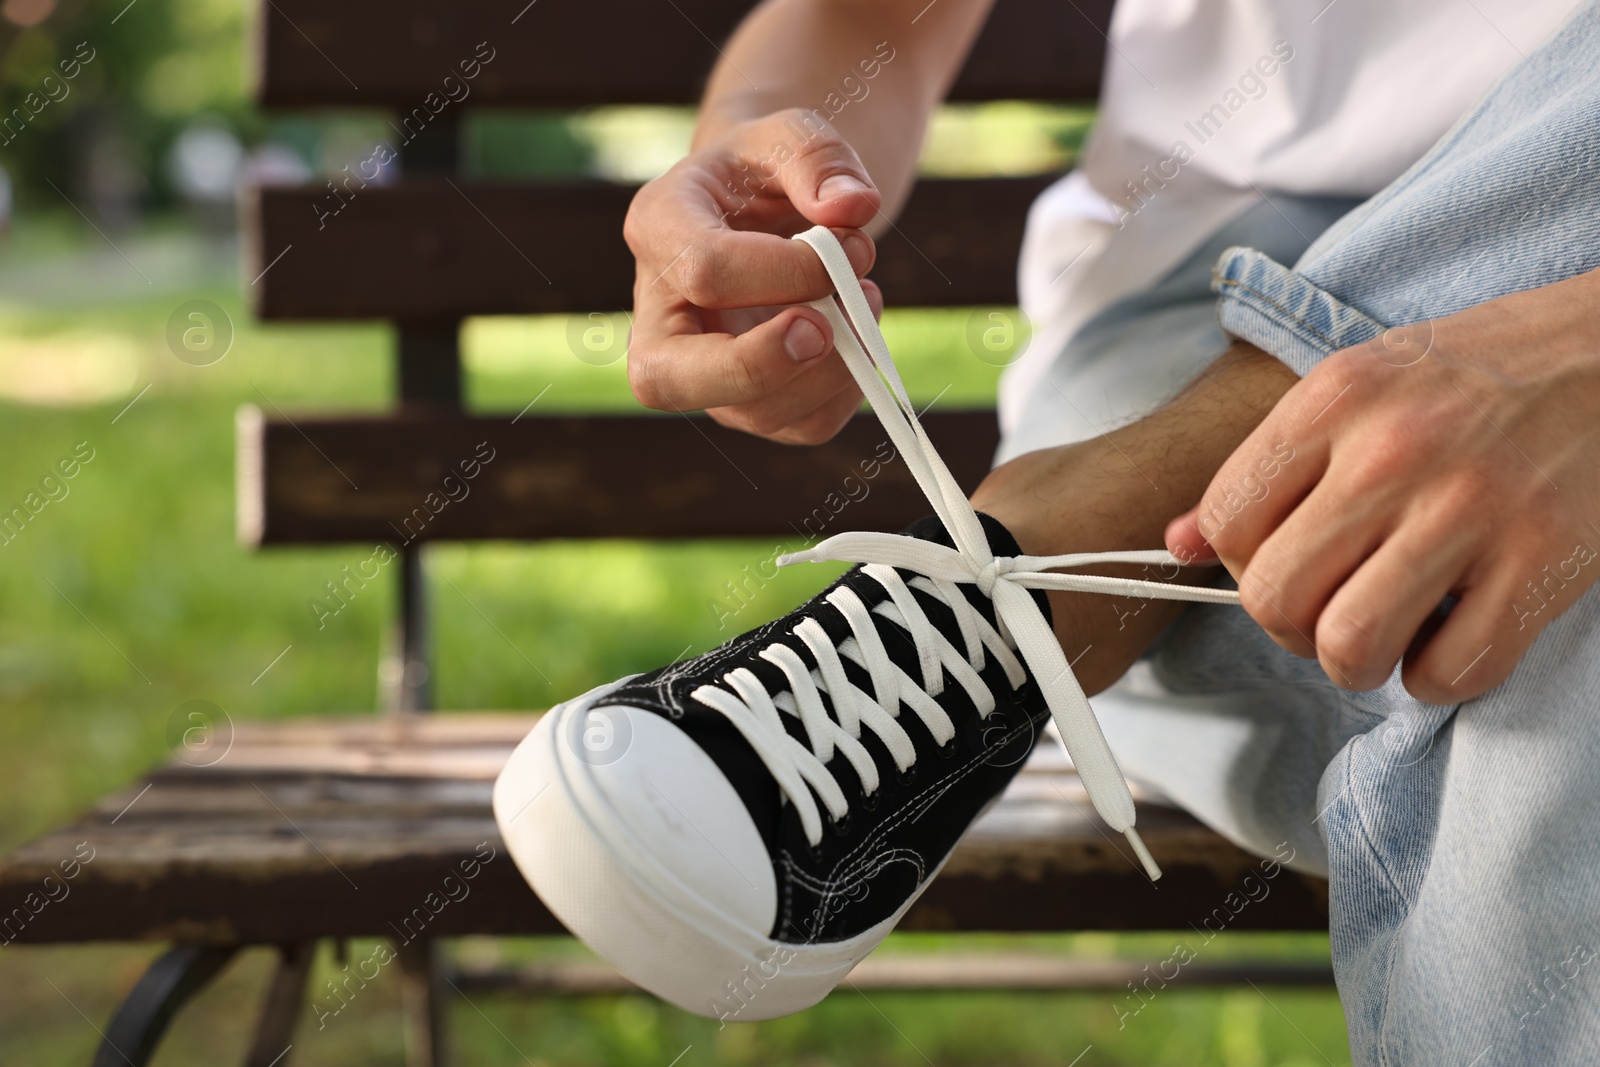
0 0 599 227
0 0 252 220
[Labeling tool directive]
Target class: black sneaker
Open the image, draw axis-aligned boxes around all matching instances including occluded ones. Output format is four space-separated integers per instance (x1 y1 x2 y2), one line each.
494 224 1224 1021
494 513 1057 1021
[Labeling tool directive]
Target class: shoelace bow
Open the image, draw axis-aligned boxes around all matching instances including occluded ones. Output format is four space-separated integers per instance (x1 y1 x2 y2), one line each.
691 226 1242 880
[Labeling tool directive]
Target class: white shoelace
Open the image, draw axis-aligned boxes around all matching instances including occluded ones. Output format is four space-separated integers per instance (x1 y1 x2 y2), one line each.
690 225 1241 880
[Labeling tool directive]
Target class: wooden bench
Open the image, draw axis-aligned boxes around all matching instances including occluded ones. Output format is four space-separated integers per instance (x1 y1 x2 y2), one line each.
0 2 1332 1064
3 717 1330 1065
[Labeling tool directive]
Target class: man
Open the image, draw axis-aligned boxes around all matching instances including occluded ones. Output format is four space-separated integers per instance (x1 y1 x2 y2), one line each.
494 2 1600 1061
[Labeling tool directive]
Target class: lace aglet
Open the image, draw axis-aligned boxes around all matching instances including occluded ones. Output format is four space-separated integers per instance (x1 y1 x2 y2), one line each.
1125 827 1162 882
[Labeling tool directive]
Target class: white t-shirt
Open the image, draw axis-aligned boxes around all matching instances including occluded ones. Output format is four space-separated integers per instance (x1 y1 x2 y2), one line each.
998 0 1580 436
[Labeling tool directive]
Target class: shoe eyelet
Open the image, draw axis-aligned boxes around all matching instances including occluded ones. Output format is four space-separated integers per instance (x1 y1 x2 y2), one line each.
937 737 959 760
830 813 853 837
896 764 918 787
859 791 880 813
807 842 826 863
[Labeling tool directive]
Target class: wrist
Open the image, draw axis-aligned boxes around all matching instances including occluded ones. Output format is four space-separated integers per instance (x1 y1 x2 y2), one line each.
976 342 1295 556
969 341 1295 694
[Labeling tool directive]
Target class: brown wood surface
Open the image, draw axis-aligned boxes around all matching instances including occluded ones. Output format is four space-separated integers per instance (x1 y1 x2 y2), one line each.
245 176 1052 321
255 0 1111 108
238 408 1002 545
0 714 1328 945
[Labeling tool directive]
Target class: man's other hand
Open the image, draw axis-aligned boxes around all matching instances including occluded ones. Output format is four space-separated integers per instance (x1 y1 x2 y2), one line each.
623 110 884 445
1168 270 1600 704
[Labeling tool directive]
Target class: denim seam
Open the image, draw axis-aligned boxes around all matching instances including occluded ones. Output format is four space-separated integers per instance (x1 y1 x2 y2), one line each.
1347 744 1415 911
1321 742 1406 1067
1212 274 1341 361
1375 908 1419 1067
1346 729 1434 1067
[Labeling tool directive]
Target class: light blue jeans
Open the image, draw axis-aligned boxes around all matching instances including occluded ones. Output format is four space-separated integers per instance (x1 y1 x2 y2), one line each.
1012 4 1600 1064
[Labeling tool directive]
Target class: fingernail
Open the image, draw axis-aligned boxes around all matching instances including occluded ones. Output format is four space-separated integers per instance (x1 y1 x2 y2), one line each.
784 318 826 362
840 233 873 274
818 174 870 201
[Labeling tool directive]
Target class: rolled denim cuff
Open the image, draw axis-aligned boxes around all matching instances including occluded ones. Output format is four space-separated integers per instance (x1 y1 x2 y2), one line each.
1211 247 1388 378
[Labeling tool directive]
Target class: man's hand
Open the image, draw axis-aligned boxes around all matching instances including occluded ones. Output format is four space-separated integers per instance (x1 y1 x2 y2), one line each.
623 111 883 445
620 0 993 442
1167 269 1600 704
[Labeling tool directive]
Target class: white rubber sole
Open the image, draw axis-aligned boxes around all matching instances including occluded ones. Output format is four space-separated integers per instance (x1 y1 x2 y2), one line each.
492 683 927 1021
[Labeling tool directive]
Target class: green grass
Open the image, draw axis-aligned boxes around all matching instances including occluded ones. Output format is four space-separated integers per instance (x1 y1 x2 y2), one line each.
0 223 1349 1066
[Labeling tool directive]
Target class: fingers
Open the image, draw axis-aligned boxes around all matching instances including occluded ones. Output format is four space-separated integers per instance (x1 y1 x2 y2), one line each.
624 109 881 311
705 352 861 439
1164 507 1218 564
629 300 835 413
712 378 864 445
1399 535 1593 705
620 110 887 438
629 274 883 437
1194 360 1368 573
1235 476 1386 660
629 207 875 310
1314 512 1479 691
1194 430 1327 578
1400 569 1528 705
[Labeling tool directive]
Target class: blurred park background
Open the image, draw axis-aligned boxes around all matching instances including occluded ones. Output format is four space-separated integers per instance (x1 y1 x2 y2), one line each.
0 0 1347 1063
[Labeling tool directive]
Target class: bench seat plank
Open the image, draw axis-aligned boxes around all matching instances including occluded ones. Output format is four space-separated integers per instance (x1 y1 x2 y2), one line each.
0 714 1327 945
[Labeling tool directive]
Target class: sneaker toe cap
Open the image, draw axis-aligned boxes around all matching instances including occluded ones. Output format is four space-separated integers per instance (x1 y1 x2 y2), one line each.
495 703 778 938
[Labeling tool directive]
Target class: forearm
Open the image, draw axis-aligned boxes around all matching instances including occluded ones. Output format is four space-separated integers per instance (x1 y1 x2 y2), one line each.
693 0 993 222
972 341 1298 693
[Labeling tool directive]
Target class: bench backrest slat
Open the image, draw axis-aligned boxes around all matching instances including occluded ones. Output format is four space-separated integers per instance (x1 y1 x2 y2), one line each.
247 175 1054 320
257 0 1113 108
238 409 1000 545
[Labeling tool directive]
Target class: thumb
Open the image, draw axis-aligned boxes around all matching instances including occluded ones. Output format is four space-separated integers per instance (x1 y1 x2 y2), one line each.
1164 506 1219 565
754 111 881 230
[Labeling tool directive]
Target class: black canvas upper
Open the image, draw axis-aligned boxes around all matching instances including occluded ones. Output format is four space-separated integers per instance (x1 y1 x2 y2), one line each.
604 513 1053 944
